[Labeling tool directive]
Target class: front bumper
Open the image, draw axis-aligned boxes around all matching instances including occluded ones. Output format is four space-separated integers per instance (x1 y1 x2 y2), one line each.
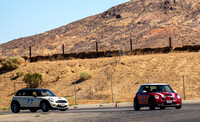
154 99 182 107
50 103 69 110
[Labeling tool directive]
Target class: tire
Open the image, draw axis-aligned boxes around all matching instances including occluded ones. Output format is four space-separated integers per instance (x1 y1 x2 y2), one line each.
60 109 67 111
29 108 38 112
160 106 166 110
149 98 155 110
41 102 49 112
134 99 140 111
175 106 181 109
11 102 20 113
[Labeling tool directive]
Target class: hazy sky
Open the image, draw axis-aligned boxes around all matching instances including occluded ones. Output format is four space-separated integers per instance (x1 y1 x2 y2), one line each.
0 0 130 44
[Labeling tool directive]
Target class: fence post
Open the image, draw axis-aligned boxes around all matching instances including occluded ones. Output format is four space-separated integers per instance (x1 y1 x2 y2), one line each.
169 37 172 48
29 46 32 62
111 76 114 103
130 39 132 53
74 81 77 104
96 41 99 58
62 44 64 55
96 41 98 53
183 75 185 100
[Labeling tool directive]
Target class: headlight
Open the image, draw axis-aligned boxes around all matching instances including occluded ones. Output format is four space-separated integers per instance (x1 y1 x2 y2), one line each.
177 94 181 99
49 98 54 102
154 95 159 99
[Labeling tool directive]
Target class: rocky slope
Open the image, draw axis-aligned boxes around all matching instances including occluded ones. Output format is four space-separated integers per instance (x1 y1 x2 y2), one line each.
0 0 199 58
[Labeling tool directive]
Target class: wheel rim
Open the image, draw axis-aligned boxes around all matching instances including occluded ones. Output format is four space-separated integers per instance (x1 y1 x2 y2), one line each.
12 104 18 112
42 103 47 111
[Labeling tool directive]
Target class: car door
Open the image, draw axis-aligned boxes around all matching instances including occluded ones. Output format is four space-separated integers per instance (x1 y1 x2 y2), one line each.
137 86 146 104
14 90 27 107
139 85 150 105
21 90 39 107
30 90 42 107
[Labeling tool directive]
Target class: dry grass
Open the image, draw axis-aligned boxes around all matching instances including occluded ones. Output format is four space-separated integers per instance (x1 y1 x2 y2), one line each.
0 52 200 108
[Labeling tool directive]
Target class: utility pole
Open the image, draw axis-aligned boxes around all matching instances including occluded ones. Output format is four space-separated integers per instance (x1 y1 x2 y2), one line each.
111 76 114 103
74 81 77 104
183 75 185 100
29 46 32 62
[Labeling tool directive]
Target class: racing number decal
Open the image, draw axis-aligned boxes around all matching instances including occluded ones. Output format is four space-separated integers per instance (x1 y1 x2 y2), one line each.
27 99 34 104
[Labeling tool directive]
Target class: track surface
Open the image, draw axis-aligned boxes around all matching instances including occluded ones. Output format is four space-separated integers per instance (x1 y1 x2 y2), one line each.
0 103 200 122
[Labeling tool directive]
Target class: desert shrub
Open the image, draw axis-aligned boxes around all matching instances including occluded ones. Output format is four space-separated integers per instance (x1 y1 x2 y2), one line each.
2 56 25 70
55 75 60 81
23 73 43 88
16 71 24 77
17 57 25 65
80 71 92 81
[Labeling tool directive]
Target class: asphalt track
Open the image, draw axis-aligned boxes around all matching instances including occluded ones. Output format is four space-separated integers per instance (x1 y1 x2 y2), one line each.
0 103 200 122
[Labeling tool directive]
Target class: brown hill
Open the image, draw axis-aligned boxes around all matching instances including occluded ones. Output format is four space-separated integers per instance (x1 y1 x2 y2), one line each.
0 52 200 109
0 0 200 59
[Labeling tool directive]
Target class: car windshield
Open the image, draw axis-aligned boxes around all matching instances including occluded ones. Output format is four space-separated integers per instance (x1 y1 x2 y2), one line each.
148 85 174 93
40 90 56 96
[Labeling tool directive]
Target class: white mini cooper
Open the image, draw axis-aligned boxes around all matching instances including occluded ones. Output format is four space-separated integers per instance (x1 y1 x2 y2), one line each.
11 89 69 113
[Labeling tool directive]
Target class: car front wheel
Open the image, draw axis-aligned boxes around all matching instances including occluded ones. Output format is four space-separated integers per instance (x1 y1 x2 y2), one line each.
11 103 20 113
41 102 49 112
149 99 155 110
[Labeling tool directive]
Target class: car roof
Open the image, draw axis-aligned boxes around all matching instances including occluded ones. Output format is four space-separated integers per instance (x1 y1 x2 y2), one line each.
19 88 50 91
141 83 169 86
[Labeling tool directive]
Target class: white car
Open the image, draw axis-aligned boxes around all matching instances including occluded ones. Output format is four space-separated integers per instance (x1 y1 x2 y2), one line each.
11 89 69 113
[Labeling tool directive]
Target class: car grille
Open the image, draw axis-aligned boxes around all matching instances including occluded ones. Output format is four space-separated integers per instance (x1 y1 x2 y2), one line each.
56 100 67 103
165 94 172 96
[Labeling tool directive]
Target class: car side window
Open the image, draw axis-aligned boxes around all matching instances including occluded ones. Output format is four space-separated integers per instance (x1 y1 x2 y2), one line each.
150 86 157 92
138 86 144 93
16 90 26 96
142 86 149 93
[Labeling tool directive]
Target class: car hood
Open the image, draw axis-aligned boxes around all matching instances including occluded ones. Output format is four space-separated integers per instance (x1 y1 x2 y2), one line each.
39 96 67 101
150 92 178 98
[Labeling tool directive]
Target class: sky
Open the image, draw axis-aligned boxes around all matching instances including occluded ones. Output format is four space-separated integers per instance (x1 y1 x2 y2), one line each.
0 0 130 44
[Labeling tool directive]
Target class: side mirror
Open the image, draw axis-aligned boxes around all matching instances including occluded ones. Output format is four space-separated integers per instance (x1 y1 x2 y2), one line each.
142 90 147 93
174 90 177 93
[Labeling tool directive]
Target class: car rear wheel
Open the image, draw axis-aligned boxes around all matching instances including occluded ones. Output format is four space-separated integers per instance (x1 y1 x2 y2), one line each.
134 99 140 111
11 103 20 113
149 99 155 110
160 106 166 110
29 108 38 112
175 106 181 109
41 102 49 112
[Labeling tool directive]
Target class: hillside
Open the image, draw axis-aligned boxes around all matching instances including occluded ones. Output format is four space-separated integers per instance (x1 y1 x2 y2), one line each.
0 52 200 109
0 0 200 58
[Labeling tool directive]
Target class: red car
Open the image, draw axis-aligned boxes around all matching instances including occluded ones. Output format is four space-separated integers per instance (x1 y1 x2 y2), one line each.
134 83 182 110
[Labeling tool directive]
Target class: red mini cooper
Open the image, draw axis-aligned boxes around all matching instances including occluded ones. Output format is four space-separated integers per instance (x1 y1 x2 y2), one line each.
134 83 182 110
